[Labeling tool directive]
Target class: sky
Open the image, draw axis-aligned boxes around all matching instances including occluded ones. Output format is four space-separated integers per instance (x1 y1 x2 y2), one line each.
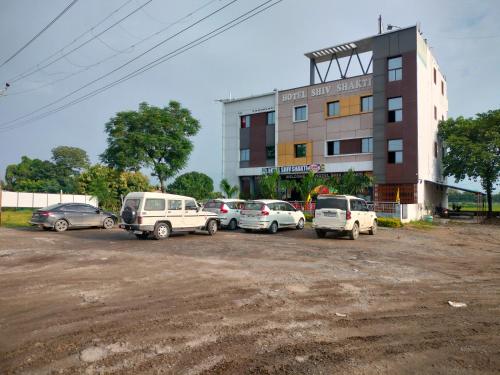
0 0 499 193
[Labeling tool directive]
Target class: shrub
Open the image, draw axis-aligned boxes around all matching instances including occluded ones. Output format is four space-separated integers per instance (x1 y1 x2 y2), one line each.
377 217 403 228
304 213 314 222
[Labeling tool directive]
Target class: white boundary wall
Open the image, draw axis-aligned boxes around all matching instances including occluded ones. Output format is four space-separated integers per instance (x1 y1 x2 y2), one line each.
1 190 97 208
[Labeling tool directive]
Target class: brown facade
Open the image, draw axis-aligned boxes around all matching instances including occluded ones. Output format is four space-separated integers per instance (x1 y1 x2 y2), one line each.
240 112 275 168
384 50 418 184
375 183 417 204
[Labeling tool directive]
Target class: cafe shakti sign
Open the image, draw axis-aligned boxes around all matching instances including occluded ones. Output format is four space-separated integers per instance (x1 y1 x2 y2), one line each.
262 164 325 175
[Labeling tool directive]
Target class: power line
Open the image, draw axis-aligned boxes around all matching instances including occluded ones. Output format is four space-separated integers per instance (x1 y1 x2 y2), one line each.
0 0 80 68
7 0 153 84
5 0 220 96
0 0 240 126
6 0 135 83
0 0 283 133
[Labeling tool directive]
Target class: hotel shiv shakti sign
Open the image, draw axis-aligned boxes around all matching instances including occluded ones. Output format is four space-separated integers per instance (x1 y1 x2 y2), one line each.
262 164 325 175
281 76 372 102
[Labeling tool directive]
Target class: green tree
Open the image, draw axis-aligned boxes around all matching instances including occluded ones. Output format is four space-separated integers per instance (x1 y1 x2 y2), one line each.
78 165 152 211
5 156 60 192
167 172 214 200
327 169 372 196
219 178 239 198
258 170 280 199
438 110 500 217
296 171 325 201
101 101 201 191
51 146 90 193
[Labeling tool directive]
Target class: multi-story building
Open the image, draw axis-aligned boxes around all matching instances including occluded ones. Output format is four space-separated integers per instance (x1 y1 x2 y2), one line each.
221 25 448 211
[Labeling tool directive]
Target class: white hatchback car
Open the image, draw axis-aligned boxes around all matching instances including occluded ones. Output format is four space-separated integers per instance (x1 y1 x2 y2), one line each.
119 192 219 240
202 199 245 230
239 200 305 234
312 194 377 240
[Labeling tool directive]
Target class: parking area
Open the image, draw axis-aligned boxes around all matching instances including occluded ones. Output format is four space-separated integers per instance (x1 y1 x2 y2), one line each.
0 224 499 374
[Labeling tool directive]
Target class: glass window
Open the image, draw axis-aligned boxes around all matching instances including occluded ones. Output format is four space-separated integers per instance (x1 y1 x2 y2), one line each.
185 200 197 211
144 198 165 211
266 146 275 160
240 149 250 161
362 137 373 153
361 96 373 112
441 80 445 95
388 139 403 164
388 97 403 122
243 201 263 210
240 115 251 128
124 199 140 210
294 105 307 122
326 140 340 156
284 202 296 211
316 197 347 210
74 204 96 213
295 143 307 158
267 111 275 125
203 200 219 209
388 56 402 81
350 199 364 211
168 200 182 210
327 101 340 117
433 68 437 84
434 106 437 120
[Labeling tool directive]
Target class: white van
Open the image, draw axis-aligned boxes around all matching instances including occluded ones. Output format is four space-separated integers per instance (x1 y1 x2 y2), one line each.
239 200 305 234
312 195 377 240
119 192 219 240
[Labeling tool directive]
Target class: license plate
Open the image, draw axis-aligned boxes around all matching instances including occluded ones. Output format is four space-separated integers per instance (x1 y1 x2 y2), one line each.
324 212 337 217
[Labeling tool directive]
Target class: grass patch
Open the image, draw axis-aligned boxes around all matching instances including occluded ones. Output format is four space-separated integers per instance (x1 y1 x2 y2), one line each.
0 210 33 228
377 217 403 228
450 202 500 212
406 220 436 229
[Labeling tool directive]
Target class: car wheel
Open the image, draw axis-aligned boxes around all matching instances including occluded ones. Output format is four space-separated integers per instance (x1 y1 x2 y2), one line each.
153 222 170 240
228 219 237 231
349 222 360 240
268 221 278 234
315 229 326 238
103 217 114 230
135 232 149 240
207 219 218 236
54 219 68 232
296 218 305 230
369 220 377 235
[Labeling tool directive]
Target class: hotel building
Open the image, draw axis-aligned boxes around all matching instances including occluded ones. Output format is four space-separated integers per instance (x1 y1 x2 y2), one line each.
221 25 448 209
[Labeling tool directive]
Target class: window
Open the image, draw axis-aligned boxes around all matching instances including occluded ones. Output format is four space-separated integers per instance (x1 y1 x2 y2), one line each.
266 146 275 160
388 97 403 122
434 142 438 158
240 149 250 161
74 204 96 213
240 115 251 128
295 143 307 158
388 56 402 81
185 200 197 211
168 200 182 210
293 105 307 122
362 137 373 153
441 80 444 95
326 101 340 117
124 199 140 210
433 68 437 84
267 111 275 125
361 96 373 112
326 140 340 156
434 106 437 120
388 139 403 164
350 199 367 212
316 197 347 210
144 198 165 211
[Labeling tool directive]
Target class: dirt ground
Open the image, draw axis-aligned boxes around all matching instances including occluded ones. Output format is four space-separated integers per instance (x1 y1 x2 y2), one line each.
0 223 499 374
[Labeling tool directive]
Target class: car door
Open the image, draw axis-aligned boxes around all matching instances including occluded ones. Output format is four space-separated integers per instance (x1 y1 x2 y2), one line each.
166 199 183 229
359 200 371 229
352 199 367 229
284 202 299 226
273 202 289 226
184 199 202 228
81 204 102 226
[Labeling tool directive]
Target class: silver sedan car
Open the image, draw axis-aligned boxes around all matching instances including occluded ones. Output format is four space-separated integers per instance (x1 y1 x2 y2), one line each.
29 203 117 232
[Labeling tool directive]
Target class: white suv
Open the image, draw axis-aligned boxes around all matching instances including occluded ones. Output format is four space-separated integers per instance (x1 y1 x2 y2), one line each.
312 195 377 240
202 199 245 230
239 200 305 234
119 192 219 240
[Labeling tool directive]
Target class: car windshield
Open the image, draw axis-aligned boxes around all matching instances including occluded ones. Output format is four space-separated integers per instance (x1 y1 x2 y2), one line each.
124 198 141 210
244 202 263 210
316 198 347 210
41 203 64 211
203 201 221 208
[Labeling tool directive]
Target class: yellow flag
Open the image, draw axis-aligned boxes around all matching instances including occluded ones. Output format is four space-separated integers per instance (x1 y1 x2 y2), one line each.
395 187 400 203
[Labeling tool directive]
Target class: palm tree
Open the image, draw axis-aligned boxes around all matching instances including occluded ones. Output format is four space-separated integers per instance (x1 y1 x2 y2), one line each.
219 178 239 198
327 169 372 195
296 171 325 201
257 170 280 199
